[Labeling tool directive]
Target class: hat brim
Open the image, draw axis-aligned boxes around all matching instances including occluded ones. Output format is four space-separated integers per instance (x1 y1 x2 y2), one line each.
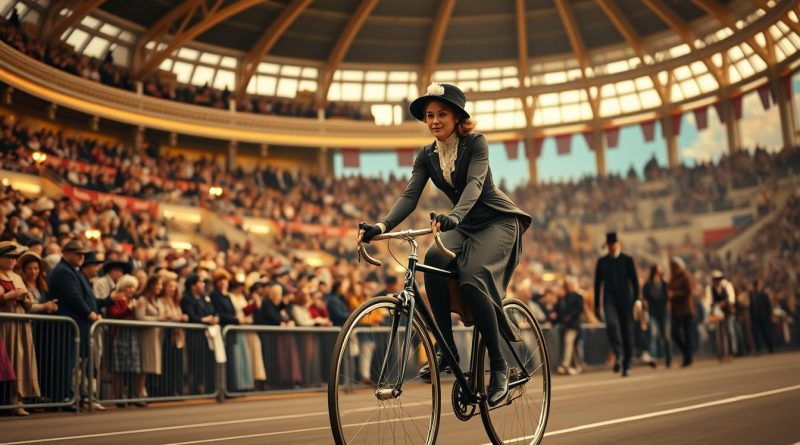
0 245 28 256
102 261 132 274
409 95 470 122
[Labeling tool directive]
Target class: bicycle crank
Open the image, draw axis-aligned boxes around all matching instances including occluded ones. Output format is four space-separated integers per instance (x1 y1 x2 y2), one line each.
451 379 476 421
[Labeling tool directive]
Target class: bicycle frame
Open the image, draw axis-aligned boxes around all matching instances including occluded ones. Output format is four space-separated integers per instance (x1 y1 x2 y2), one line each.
373 236 530 406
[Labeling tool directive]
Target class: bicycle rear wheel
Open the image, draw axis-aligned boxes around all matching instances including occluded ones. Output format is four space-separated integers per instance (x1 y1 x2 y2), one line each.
477 299 551 445
328 295 441 445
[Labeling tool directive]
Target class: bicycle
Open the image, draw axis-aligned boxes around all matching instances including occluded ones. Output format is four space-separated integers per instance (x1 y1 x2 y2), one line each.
328 214 551 445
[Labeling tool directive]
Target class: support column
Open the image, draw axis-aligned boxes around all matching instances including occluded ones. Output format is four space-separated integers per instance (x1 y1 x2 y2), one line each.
662 112 679 169
719 93 741 153
770 72 797 150
593 129 607 178
227 141 237 172
318 147 330 175
133 126 145 153
524 136 538 185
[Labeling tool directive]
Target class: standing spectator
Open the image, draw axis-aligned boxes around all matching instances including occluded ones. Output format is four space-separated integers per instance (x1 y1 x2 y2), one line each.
643 265 671 367
594 232 639 377
0 241 39 415
556 277 584 375
256 284 301 388
325 279 351 327
347 281 384 385
245 282 267 389
668 257 695 368
135 275 167 403
107 274 143 406
16 251 58 405
158 272 187 396
180 274 218 394
749 280 774 354
223 277 255 392
94 260 132 301
47 240 102 409
735 282 756 356
704 270 736 361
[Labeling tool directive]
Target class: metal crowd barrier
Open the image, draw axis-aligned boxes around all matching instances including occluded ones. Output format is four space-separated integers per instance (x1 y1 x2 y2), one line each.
88 319 220 411
221 325 341 397
0 313 80 413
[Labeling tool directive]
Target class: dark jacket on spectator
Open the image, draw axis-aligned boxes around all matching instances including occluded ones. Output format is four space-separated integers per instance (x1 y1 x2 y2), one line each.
594 252 639 308
210 289 238 327
644 278 669 320
254 300 283 326
48 258 98 357
180 290 216 323
750 290 772 325
668 270 695 317
325 293 350 327
557 291 584 331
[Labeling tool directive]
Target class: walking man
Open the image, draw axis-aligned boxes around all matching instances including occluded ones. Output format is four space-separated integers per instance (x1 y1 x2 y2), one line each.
594 232 639 377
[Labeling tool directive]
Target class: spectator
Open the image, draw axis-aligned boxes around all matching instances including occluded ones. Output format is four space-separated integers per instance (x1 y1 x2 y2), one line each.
94 260 132 301
223 276 254 392
668 257 695 368
556 277 584 376
107 274 143 406
749 280 774 354
180 273 218 394
0 241 39 415
643 264 671 367
325 279 351 327
157 271 186 396
705 270 737 361
135 275 167 404
47 240 102 408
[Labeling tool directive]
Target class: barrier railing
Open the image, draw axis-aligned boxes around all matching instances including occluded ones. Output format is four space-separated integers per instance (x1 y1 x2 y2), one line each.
88 319 221 410
0 313 80 412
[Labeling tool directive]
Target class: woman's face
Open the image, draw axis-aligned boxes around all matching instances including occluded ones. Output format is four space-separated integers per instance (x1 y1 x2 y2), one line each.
154 278 163 295
23 260 40 283
424 101 458 141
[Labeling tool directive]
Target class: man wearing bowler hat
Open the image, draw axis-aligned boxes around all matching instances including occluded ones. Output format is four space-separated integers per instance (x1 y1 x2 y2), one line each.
594 232 640 377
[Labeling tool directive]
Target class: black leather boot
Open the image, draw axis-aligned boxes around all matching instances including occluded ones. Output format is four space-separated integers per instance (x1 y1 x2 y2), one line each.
419 351 458 383
487 363 509 407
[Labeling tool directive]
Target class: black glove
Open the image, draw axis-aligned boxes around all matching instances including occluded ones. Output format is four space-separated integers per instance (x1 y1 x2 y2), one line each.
359 221 383 243
433 214 459 232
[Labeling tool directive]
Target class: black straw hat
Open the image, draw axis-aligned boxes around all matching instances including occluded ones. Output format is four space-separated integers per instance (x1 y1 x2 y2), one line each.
409 82 470 122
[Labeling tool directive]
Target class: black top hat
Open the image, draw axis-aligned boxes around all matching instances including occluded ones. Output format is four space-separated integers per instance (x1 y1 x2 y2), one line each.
102 260 132 275
605 232 618 245
409 83 470 122
80 251 104 269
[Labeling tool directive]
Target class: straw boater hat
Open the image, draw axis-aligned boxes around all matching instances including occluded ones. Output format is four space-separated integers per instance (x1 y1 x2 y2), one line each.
62 240 91 254
0 241 28 257
409 82 470 122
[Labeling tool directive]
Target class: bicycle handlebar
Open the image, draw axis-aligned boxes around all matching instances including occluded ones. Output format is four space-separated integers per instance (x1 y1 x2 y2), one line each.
358 212 457 267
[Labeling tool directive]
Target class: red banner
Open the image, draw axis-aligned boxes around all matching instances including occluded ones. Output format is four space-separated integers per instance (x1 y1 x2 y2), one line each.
396 148 415 167
532 138 544 159
672 113 683 137
694 106 709 130
63 184 159 215
757 84 771 110
582 132 596 151
713 101 725 124
341 148 360 168
732 95 743 121
605 127 620 149
503 140 520 160
555 134 571 155
640 120 656 142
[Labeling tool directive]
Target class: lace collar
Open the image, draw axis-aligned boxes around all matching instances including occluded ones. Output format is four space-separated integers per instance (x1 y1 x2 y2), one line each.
434 132 459 187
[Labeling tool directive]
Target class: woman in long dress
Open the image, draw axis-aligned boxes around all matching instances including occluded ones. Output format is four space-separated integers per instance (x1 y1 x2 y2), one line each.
0 242 40 416
158 272 186 396
107 275 143 405
135 275 166 402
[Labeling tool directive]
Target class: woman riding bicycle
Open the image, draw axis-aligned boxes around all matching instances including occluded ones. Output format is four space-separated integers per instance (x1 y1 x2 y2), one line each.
360 82 532 407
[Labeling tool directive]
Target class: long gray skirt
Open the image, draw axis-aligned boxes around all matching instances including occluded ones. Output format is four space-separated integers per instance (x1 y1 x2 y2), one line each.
425 214 524 339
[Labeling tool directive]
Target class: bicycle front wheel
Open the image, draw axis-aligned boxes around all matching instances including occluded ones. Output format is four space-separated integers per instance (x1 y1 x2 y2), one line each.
477 299 551 445
328 295 441 445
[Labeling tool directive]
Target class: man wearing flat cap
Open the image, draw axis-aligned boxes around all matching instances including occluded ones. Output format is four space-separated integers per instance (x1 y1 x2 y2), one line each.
594 232 640 377
47 240 102 404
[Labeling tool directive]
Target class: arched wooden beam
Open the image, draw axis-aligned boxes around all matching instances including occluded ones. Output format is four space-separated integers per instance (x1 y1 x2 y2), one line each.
43 0 107 43
235 0 313 99
318 0 379 108
690 0 771 63
134 0 265 79
418 0 456 92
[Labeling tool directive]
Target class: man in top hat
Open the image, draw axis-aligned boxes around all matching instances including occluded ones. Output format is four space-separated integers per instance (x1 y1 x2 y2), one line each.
47 240 104 407
704 270 737 361
594 232 640 377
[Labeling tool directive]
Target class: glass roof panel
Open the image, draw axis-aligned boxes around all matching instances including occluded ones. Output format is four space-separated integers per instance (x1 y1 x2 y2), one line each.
639 90 661 108
199 53 221 65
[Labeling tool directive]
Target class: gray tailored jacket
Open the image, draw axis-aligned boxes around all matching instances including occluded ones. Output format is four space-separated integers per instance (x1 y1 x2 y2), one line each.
380 132 532 231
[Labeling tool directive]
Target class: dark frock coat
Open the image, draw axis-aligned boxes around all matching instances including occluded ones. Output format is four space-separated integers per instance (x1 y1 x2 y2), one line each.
380 132 532 335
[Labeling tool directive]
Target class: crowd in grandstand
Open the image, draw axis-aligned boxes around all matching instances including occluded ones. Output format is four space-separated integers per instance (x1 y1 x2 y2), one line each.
0 11 374 121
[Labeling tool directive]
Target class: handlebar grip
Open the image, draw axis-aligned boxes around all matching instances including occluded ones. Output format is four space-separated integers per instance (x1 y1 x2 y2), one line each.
358 244 382 267
430 211 456 260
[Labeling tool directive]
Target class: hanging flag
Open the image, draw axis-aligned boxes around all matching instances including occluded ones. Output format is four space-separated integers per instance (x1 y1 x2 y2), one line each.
694 106 709 130
713 101 726 124
396 148 415 167
582 131 596 151
605 127 620 149
341 148 360 168
503 140 520 160
555 134 571 155
640 120 656 142
784 74 793 100
531 137 544 159
757 84 771 110
732 95 743 121
672 113 683 136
